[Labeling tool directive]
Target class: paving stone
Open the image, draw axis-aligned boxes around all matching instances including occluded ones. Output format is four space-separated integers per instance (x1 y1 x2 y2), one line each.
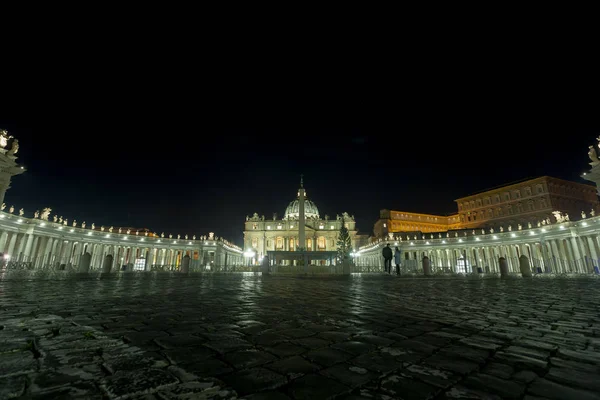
527 378 600 400
182 357 233 376
156 379 238 399
331 341 377 356
220 367 286 396
319 362 377 388
545 367 600 392
380 373 440 399
243 391 293 399
439 345 490 364
463 373 526 399
100 367 179 398
352 334 395 347
0 350 37 378
264 342 307 357
351 351 404 374
154 335 207 349
286 373 350 399
223 348 277 369
161 346 216 365
318 331 351 342
279 328 314 339
204 338 253 354
402 363 459 389
423 353 480 375
123 331 170 346
265 355 320 375
292 337 330 349
304 347 354 367
0 374 27 399
440 385 503 399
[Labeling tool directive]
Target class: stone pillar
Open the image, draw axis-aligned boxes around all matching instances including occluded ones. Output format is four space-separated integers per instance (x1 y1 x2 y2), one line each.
298 183 306 251
181 254 190 273
423 256 431 276
102 254 113 273
79 252 92 273
519 254 532 277
499 256 509 278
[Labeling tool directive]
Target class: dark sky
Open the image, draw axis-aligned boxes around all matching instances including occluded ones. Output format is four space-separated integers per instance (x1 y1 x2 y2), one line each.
1 67 599 246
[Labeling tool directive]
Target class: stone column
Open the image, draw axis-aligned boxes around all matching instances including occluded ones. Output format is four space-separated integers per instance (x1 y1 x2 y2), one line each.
519 254 532 277
499 257 509 278
181 254 190 273
0 231 9 253
102 254 113 273
79 252 92 272
423 255 431 276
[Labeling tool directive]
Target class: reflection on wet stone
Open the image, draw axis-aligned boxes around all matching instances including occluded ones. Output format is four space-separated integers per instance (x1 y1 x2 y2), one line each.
1 273 600 398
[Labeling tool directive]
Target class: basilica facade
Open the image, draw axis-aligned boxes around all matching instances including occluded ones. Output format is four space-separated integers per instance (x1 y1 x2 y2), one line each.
243 189 368 260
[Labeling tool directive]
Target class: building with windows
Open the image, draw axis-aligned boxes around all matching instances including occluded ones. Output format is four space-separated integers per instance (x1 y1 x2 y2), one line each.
455 176 598 229
243 184 369 263
373 176 598 239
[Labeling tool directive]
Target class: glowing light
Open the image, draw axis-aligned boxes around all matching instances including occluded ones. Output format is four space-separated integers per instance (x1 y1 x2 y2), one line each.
105 234 110 238
582 222 588 226
188 241 192 245
87 232 92 235
458 239 463 243
69 229 74 232
511 233 516 237
493 235 498 239
244 250 256 258
475 237 480 241
140 238 144 241
442 240 446 244
40 222 45 227
17 218 22 223
541 228 546 232
58 226 63 230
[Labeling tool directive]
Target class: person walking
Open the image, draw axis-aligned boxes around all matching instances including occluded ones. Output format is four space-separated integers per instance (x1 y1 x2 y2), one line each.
394 246 402 275
382 243 393 274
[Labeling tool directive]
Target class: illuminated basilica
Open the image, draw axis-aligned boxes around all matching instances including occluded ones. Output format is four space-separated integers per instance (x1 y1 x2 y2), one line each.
243 186 368 261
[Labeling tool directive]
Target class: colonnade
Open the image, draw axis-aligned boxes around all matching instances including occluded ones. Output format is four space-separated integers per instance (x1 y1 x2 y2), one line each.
0 213 244 272
355 216 600 275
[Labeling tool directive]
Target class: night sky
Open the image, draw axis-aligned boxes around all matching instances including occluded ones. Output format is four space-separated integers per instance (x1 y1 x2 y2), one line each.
2 94 599 247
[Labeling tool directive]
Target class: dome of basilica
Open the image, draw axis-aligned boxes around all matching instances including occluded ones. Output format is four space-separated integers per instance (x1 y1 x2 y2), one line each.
284 196 319 219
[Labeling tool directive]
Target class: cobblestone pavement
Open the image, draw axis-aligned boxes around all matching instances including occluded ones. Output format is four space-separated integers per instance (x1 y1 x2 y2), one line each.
1 272 600 399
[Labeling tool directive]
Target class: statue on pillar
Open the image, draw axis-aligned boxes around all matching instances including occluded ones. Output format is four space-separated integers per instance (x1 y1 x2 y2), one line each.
542 219 547 225
185 234 188 240
1 203 5 211
145 231 148 236
73 220 77 227
118 227 122 234
581 211 587 219
588 145 600 166
193 235 196 240
100 226 105 232
546 217 551 224
518 224 522 230
439 233 442 238
177 234 181 239
53 215 58 222
490 228 494 233
161 232 164 238
500 226 504 232
19 208 24 216
564 213 570 221
537 221 541 227
126 229 131 234
169 234 173 239
63 219 68 226
82 221 86 228
591 209 596 217
528 222 532 229
91 223 95 230
109 226 113 233
6 139 19 156
34 210 39 218
209 232 214 240
9 205 14 213
58 216 63 223
0 129 11 148
135 230 138 235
